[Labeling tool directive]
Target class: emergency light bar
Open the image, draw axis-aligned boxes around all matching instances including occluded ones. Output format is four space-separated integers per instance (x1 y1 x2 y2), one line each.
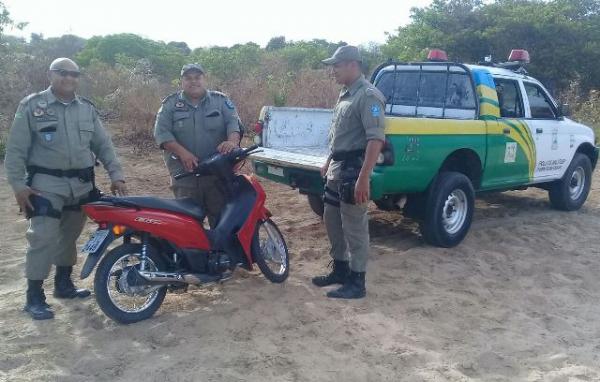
508 49 530 63
427 49 448 62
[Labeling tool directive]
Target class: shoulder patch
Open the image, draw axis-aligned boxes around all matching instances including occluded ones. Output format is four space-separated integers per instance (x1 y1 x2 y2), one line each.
371 104 381 117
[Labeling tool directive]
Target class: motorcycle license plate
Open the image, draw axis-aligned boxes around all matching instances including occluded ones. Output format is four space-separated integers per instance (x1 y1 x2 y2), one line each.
82 229 110 253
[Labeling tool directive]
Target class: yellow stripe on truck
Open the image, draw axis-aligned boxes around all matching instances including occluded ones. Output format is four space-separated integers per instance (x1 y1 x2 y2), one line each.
384 117 487 135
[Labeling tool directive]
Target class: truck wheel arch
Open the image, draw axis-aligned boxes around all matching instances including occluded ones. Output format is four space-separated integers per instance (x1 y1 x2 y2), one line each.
437 149 483 189
576 142 598 170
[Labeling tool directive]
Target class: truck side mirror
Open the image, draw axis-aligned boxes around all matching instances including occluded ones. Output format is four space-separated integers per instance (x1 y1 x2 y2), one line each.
558 104 571 117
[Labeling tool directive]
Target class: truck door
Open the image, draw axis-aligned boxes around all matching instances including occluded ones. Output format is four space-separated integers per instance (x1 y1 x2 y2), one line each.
520 81 569 181
483 77 532 187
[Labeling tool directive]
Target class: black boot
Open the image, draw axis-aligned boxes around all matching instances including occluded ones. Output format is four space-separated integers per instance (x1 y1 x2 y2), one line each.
54 266 91 299
24 280 54 320
312 260 350 287
327 271 366 299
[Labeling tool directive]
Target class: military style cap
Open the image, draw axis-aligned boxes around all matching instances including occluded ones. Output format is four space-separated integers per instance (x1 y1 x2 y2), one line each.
181 63 205 76
49 57 80 73
322 45 362 65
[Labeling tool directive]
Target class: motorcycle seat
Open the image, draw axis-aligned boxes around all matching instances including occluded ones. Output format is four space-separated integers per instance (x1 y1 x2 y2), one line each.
116 197 206 222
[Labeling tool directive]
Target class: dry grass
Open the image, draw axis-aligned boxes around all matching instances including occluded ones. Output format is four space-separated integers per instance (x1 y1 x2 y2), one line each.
0 53 342 156
573 91 600 143
8 57 595 157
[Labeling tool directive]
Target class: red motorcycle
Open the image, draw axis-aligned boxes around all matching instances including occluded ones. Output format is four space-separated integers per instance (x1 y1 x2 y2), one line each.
80 145 289 324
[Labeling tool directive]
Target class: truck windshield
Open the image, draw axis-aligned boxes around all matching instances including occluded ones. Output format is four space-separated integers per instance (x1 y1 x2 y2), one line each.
375 65 477 120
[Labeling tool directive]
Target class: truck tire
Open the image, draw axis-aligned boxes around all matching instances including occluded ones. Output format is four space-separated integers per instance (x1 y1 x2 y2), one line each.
420 172 474 248
307 194 324 217
548 153 592 211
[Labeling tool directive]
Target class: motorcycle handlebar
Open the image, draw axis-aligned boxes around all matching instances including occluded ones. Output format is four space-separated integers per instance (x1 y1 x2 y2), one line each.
173 145 261 180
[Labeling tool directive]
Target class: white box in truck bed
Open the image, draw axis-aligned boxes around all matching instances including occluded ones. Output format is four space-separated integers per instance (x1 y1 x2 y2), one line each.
250 107 332 171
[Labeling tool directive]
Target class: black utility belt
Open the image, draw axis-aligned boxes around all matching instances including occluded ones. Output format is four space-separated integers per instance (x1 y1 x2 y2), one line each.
331 149 365 161
25 191 101 219
27 165 94 182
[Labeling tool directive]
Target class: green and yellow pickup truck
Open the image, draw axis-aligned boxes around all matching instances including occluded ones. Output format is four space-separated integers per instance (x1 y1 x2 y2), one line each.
250 50 598 247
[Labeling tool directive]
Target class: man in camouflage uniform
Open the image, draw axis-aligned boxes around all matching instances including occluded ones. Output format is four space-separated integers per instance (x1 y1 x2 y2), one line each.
312 46 386 299
5 58 127 320
154 63 242 228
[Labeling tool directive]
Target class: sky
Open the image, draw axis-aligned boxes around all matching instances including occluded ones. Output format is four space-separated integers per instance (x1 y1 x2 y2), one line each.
3 0 433 48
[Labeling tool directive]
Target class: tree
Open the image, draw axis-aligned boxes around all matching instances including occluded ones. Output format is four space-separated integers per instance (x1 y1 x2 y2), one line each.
266 36 286 51
382 0 600 91
0 1 25 42
29 34 86 59
192 43 264 81
76 34 187 79
167 41 191 55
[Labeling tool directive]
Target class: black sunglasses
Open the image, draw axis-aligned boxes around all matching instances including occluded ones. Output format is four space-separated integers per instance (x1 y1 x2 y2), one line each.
50 69 81 78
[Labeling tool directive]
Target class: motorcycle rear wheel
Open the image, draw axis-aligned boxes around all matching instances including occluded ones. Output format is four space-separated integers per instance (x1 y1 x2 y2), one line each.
94 243 167 324
252 219 289 283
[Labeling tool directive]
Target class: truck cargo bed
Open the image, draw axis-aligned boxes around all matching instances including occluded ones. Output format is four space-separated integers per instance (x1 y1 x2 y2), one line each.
250 147 328 171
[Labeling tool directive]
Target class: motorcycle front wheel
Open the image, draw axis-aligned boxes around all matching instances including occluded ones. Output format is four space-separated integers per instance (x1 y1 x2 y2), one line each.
94 243 167 324
251 219 289 283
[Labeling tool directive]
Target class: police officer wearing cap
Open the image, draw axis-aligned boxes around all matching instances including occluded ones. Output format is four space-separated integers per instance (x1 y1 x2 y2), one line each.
154 63 243 228
312 46 386 299
4 57 127 320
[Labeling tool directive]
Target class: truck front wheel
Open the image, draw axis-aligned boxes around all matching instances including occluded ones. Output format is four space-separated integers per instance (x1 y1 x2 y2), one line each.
420 172 475 248
548 153 592 211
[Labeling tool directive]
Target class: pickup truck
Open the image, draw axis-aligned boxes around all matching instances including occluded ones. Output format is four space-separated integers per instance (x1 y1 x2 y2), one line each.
250 50 599 247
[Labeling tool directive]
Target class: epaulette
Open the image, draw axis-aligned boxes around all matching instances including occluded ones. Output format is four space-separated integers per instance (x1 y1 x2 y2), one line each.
209 90 229 98
79 96 97 108
365 86 386 104
21 92 42 105
161 92 180 104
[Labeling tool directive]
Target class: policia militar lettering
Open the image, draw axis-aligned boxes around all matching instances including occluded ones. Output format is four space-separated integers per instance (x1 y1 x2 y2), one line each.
312 46 386 299
4 58 127 320
154 63 243 228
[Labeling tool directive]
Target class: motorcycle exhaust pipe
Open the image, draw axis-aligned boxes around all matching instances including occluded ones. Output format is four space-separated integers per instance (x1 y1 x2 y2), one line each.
137 270 221 285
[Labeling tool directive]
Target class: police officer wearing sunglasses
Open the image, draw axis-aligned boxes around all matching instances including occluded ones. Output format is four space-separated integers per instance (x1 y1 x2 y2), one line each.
4 57 127 320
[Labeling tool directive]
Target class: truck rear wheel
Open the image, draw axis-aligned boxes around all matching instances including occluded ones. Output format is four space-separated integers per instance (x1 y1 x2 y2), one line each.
420 172 474 248
548 153 592 211
307 194 324 217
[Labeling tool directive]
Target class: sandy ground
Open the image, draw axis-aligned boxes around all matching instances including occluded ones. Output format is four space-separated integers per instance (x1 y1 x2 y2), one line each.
1 144 600 382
